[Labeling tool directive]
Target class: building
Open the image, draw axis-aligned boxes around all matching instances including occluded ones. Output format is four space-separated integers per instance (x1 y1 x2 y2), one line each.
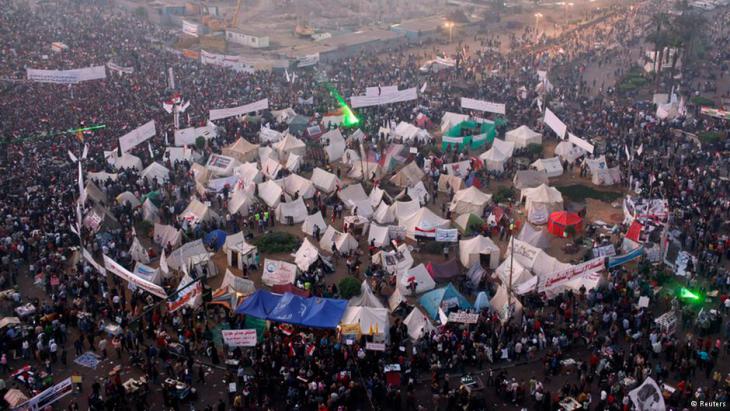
390 16 445 41
226 30 270 48
287 29 406 63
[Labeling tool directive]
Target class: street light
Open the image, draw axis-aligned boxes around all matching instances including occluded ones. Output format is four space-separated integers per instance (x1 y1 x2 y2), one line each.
444 21 454 43
564 2 574 25
534 13 543 42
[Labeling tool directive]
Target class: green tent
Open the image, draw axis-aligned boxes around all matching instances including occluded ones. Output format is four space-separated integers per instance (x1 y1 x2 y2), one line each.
141 191 162 207
442 120 498 151
455 213 484 234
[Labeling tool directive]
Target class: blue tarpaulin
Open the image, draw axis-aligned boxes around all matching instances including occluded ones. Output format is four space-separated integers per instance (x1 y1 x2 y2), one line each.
474 291 491 311
419 283 473 320
235 290 347 329
204 229 227 251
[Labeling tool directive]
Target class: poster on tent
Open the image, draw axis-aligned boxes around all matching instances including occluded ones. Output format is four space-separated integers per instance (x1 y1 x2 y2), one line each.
539 257 605 293
221 329 257 347
262 259 297 286
628 377 666 411
543 108 567 138
448 311 479 324
435 228 458 242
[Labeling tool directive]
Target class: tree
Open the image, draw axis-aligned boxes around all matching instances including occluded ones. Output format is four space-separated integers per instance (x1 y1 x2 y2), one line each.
195 136 206 150
646 13 670 79
338 277 361 300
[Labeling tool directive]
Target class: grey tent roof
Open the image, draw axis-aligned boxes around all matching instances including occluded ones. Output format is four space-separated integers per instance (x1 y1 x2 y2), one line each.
516 223 550 250
512 170 549 189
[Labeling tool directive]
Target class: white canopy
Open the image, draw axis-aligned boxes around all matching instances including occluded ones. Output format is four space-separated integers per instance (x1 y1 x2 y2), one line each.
257 180 283 208
398 263 436 295
273 133 306 158
341 306 389 336
338 184 369 208
281 173 316 199
392 121 430 143
449 186 492 216
459 235 500 269
531 157 563 178
140 162 170 184
348 280 385 309
554 141 586 163
275 197 308 224
507 238 571 278
400 207 450 239
392 199 421 222
285 153 302 172
110 152 143 171
517 223 551 249
404 307 436 340
495 258 534 289
480 138 515 172
165 146 197 164
222 138 259 162
302 211 328 237
311 168 340 193
390 162 425 188
319 226 358 254
322 129 346 162
506 125 542 148
367 223 390 247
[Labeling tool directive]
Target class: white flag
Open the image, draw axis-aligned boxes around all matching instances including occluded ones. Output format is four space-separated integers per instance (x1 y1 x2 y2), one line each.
180 101 190 113
78 161 86 204
163 102 173 114
420 82 427 93
160 249 169 274
164 131 169 146
636 144 643 156
148 141 154 158
624 145 631 160
68 150 78 163
285 69 290 83
82 144 89 160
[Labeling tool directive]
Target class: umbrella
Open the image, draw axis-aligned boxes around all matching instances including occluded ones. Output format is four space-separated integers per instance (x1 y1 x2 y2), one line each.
204 229 227 251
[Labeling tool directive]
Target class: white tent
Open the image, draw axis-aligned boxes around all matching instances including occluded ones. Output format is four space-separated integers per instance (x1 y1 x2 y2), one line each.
207 175 237 193
116 191 140 207
348 280 385 309
272 107 297 123
341 306 389 336
259 127 283 143
133 262 161 285
234 162 263 186
142 198 160 223
294 237 330 271
167 239 208 271
113 153 143 171
592 167 622 186
257 180 283 208
281 173 316 199
222 138 259 162
554 141 586 163
153 223 183 248
261 259 297 286
206 154 240 177
322 129 346 162
302 211 328 237
228 187 257 216
129 237 150 264
392 121 431 143
506 125 542 148
369 186 390 208
273 133 306 158
372 243 413 275
400 207 450 239
223 232 258 271
258 146 278 162
311 168 340 193
275 197 308 224
140 162 171 184
220 269 256 296
390 162 425 188
180 199 221 226
480 138 515 172
490 284 523 323
404 307 436 340
437 174 464 193
449 186 492 216
531 157 563 178
521 184 564 224
398 263 436 295
373 201 395 224
459 235 500 269
319 226 358 254
392 199 421 222
516 223 551 249
341 149 360 166
338 184 369 208
367 223 391 247
88 171 118 184
174 123 216 146
396 181 429 205
507 239 570 278
495 258 534 289
388 287 405 311
285 153 302 173
260 157 282 180
348 161 383 181
165 146 197 164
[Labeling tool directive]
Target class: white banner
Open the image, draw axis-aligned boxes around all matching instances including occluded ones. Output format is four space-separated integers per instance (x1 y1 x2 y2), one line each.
222 329 257 347
461 97 506 115
119 120 156 153
365 342 386 351
447 311 479 324
435 228 458 242
261 259 297 286
27 66 106 84
167 273 202 313
297 53 320 68
82 247 106 276
351 88 418 108
628 377 666 411
182 20 199 37
543 108 567 138
200 50 254 73
106 62 134 74
366 86 398 96
209 98 269 121
15 377 73 411
103 255 167 299
539 257 605 293
568 133 594 154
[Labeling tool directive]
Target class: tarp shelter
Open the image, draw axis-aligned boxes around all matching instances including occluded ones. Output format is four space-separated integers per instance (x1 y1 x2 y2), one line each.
391 121 431 143
390 162 425 188
295 238 333 272
480 138 515 172
554 141 586 163
273 133 306 158
521 184 564 224
322 129 346 162
437 174 464 193
276 198 308 224
319 226 358 254
222 138 259 162
474 291 491 311
373 201 395 224
400 207 450 239
426 259 461 282
454 213 484 234
340 306 389 336
459 235 500 269
223 232 258 271
516 223 550 249
403 307 436 340
513 170 549 189
180 199 221 226
116 191 140 207
442 120 496 150
165 146 197 164
372 243 414 275
490 284 523 323
398 263 436 295
257 180 283 208
281 173 316 199
235 289 281 318
261 259 298 286
267 293 347 329
302 211 328 237
311 168 340 193
531 157 563 178
348 280 385 309
505 125 541 148
367 223 390 247
449 186 492 216
140 162 171 184
153 224 183 248
206 154 240 176
419 283 472 320
547 211 583 237
228 188 257 216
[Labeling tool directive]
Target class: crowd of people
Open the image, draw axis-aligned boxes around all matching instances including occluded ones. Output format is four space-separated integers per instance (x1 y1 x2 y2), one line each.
0 0 728 410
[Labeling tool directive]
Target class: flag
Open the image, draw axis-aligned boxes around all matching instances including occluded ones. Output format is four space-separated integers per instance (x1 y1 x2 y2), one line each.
306 344 315 356
164 131 169 146
148 142 154 158
420 82 427 93
624 145 631 160
76 129 84 143
636 144 643 156
82 144 89 160
285 69 290 83
180 101 190 113
160 249 169 274
163 102 173 114
68 150 78 163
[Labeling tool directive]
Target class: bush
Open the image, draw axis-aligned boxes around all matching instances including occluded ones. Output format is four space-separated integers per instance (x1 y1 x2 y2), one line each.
698 131 725 145
493 187 515 204
253 232 301 253
525 143 543 158
617 67 649 94
137 220 154 237
195 136 206 150
338 277 361 299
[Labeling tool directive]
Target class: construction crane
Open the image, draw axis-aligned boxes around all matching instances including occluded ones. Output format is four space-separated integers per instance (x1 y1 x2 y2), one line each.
227 0 243 28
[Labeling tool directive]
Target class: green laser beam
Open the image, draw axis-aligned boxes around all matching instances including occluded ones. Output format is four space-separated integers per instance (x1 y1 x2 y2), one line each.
0 124 106 146
322 82 360 128
679 287 700 300
65 124 106 134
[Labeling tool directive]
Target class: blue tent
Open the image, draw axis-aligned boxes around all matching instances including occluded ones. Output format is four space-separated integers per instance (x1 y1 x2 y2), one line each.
205 229 227 251
419 283 473 320
235 290 281 318
474 291 491 311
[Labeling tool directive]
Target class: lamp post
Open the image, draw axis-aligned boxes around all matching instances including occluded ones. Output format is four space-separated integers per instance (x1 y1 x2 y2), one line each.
563 2 574 26
444 21 454 43
534 13 543 43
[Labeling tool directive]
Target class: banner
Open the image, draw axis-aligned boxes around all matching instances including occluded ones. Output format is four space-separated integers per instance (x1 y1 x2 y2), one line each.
568 133 594 154
366 86 398 96
106 62 134 74
200 50 254 74
15 377 73 411
592 244 616 258
447 311 479 324
261 259 297 286
297 53 320 68
435 228 458 242
365 342 386 351
118 120 156 153
103 255 167 299
167 273 202 312
351 88 417 108
27 66 106 84
607 246 644 268
82 247 106 276
700 106 730 120
209 98 269 121
628 377 666 411
539 257 605 293
543 108 567 138
221 329 257 347
182 20 199 37
461 97 506 115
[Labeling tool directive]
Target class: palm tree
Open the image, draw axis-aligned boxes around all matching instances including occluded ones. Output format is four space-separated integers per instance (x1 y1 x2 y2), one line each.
646 13 670 77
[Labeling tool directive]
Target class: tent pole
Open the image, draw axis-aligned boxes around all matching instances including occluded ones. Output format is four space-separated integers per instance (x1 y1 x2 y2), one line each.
507 234 514 321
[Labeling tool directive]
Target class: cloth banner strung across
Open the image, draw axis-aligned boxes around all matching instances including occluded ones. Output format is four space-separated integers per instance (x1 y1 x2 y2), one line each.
167 273 202 313
103 255 167 299
607 246 644 268
182 20 199 37
27 66 106 84
82 247 106 276
106 62 134 74
568 133 594 154
200 50 254 73
519 257 605 295
461 97 506 115
209 98 269 121
14 377 74 411
543 108 567 138
297 53 320 68
118 120 156 153
366 86 398 96
350 88 417 108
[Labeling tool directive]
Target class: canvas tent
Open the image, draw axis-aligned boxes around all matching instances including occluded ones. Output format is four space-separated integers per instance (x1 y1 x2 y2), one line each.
367 223 391 247
275 197 308 224
349 280 385 309
311 167 340 193
372 201 395 224
153 223 183 248
454 213 484 234
281 173 316 199
505 125 541 148
369 186 390 208
286 153 302 173
437 174 464 193
391 121 431 143
341 306 389 336
180 199 221 226
260 157 282 180
403 307 436 340
319 226 358 254
302 211 328 237
440 112 470 133
391 199 421 222
222 138 259 162
116 191 140 207
294 237 333 271
257 180 283 208
390 162 425 188
495 258 534 289
459 235 500 269
140 162 171 184
397 181 429 205
338 184 369 209
322 129 346 162
259 127 283 143
107 152 143 171
516 223 550 249
531 157 564 178
223 232 258 271
419 283 472 320
129 237 150 264
513 170 549 189
480 138 515 172
521 184 564 225
165 146 197 164
554 141 586 163
400 207 450 239
228 188 257 216
348 161 383 181
273 133 306 158
398 263 436 295
449 186 492 216
507 238 571 278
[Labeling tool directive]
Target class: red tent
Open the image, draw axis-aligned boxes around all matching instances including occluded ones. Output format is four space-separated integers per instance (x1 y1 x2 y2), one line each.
547 211 583 237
